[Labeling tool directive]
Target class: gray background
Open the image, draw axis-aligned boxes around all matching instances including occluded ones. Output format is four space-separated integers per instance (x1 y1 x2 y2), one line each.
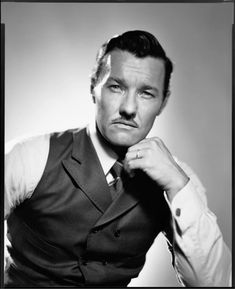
2 2 233 286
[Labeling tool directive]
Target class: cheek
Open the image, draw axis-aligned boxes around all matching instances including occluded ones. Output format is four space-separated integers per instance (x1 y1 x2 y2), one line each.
139 105 160 127
96 97 116 122
98 91 120 116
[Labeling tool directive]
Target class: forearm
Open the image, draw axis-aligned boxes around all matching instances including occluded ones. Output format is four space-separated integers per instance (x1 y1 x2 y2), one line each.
165 180 232 287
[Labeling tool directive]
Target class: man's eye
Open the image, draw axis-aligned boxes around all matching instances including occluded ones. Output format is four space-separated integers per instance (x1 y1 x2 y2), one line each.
109 84 122 92
140 91 155 99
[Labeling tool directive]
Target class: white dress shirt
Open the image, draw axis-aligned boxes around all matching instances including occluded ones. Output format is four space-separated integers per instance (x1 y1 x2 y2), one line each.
5 125 232 287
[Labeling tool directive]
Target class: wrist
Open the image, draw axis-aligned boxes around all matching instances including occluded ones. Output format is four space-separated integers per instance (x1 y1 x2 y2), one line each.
165 174 190 203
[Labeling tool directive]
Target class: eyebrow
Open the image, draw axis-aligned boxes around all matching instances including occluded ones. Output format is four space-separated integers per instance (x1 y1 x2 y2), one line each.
107 77 160 94
107 77 127 86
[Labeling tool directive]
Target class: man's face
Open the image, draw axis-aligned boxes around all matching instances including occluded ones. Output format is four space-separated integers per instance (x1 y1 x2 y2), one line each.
93 50 168 148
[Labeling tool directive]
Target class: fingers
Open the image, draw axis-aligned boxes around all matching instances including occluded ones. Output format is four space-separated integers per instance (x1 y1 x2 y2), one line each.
124 137 174 176
126 149 144 161
124 148 150 174
125 138 161 171
128 137 174 160
124 154 148 175
127 138 164 160
123 137 188 193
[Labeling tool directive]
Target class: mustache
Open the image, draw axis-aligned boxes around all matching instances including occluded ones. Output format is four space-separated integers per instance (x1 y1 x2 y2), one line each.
111 117 138 128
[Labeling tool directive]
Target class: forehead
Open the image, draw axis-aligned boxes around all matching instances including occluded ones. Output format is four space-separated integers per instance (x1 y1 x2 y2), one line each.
105 50 165 88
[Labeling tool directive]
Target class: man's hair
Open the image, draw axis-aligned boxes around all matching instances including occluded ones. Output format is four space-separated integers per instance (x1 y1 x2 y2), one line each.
90 30 173 99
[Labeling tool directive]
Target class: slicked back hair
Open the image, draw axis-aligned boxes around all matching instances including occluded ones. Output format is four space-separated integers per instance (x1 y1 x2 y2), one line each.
90 30 173 99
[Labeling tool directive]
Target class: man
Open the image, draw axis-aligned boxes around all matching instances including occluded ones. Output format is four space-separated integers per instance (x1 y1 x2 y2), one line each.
4 30 231 287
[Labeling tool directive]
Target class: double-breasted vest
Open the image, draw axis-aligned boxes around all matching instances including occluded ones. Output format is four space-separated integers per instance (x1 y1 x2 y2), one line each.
5 128 172 287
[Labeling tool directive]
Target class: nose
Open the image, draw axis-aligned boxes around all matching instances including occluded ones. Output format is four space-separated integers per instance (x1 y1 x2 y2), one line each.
119 90 137 119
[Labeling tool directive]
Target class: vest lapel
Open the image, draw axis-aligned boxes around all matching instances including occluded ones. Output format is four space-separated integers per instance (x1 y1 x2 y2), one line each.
94 171 162 228
62 128 112 213
94 176 140 227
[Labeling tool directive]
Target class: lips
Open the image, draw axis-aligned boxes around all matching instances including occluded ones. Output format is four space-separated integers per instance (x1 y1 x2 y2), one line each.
112 119 138 128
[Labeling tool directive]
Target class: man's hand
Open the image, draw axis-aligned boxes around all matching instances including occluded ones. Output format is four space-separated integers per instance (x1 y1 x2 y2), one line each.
124 137 189 202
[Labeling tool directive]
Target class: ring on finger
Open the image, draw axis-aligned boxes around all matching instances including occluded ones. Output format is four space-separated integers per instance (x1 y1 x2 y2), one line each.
136 149 141 159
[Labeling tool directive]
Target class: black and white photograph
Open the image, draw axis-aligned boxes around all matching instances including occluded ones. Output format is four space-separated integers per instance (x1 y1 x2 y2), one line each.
2 1 233 287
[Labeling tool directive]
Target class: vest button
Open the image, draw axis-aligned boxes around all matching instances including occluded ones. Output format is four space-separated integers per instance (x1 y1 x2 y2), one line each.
114 230 120 238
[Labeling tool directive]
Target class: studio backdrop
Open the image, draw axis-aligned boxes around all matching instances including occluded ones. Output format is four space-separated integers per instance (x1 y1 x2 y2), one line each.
2 2 233 287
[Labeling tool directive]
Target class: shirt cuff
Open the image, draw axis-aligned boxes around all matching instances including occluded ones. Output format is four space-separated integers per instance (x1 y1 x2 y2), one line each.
164 179 207 233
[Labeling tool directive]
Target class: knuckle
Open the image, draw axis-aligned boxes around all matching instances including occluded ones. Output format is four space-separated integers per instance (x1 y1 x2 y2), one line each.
126 151 131 159
153 137 163 147
146 148 152 156
151 138 158 146
127 147 134 153
153 137 160 143
146 140 155 150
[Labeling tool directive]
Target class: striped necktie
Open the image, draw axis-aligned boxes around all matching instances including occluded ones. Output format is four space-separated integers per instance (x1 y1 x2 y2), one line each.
109 161 124 200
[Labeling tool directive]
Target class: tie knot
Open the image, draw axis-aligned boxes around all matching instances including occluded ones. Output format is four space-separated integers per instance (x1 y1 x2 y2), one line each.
111 160 123 178
109 160 124 200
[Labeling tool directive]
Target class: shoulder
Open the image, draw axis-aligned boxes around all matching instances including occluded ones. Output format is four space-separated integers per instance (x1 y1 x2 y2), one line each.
5 133 52 187
5 128 84 176
49 128 82 150
5 133 51 217
5 128 82 157
5 133 50 157
4 128 83 217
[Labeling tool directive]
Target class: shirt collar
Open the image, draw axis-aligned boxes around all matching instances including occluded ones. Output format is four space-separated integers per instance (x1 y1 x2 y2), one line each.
87 122 118 176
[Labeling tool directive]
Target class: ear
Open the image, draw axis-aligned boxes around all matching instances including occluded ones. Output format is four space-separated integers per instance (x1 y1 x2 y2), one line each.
157 90 170 115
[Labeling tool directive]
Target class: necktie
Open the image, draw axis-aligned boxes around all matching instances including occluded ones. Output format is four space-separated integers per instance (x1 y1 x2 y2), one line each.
109 161 123 200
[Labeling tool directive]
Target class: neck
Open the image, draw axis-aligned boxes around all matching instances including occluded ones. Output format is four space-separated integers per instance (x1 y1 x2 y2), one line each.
96 124 127 161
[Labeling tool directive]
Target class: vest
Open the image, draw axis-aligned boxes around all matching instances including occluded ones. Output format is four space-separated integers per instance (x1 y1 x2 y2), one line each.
5 128 171 287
